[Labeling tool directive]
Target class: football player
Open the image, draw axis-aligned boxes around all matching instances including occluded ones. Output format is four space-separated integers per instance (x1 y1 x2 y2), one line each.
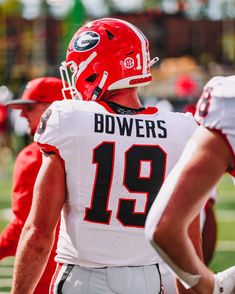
11 18 201 294
145 75 235 294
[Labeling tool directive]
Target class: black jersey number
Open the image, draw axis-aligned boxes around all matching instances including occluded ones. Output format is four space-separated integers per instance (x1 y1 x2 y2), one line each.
84 142 166 227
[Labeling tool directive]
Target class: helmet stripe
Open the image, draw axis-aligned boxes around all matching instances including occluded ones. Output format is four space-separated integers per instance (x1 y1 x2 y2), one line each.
118 19 148 75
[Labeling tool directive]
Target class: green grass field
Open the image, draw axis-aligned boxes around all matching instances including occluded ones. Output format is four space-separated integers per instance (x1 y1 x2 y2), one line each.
210 175 235 272
0 158 234 293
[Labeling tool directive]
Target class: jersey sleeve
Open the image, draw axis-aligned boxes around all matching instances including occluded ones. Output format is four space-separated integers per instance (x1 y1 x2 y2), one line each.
194 76 224 130
194 76 235 131
34 100 79 156
194 76 235 176
34 102 61 154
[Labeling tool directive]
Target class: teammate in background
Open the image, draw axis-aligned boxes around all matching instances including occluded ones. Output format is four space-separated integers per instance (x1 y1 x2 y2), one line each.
0 77 65 294
145 75 235 294
183 102 217 265
12 18 201 294
0 102 10 178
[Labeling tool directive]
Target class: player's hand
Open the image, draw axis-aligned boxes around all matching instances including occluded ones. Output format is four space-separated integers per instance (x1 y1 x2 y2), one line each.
213 266 235 294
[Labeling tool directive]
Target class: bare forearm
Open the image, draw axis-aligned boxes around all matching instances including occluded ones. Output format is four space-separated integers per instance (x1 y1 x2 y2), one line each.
11 227 54 294
158 230 213 293
170 219 209 294
151 180 215 293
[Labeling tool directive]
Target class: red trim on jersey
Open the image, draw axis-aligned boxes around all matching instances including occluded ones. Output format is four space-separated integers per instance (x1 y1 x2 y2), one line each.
139 107 158 115
37 142 60 156
37 142 65 169
97 101 115 113
97 101 158 115
209 128 235 176
49 263 63 294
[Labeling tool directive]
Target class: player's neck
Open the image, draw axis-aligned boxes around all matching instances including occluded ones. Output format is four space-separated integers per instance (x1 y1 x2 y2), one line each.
103 88 143 109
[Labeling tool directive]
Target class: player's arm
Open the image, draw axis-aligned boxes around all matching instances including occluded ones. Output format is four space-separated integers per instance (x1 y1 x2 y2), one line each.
176 215 203 294
145 125 234 293
11 152 65 294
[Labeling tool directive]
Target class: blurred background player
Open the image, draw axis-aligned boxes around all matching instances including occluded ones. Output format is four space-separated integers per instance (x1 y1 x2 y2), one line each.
12 18 201 294
145 75 235 294
0 102 9 178
0 77 65 294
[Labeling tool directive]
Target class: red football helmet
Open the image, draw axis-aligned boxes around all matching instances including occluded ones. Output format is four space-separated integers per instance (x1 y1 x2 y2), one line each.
60 18 158 101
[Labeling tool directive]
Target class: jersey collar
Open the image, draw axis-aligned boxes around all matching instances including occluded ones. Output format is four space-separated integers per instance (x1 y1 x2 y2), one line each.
97 101 158 115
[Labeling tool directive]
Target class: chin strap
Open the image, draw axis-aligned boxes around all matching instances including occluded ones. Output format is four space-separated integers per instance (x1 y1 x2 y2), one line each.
91 71 108 101
150 56 159 67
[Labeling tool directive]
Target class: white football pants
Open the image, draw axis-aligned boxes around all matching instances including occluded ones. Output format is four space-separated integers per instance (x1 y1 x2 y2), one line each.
159 262 177 294
50 263 163 294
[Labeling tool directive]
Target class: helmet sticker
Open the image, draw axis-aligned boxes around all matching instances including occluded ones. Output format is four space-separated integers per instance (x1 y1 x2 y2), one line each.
124 57 135 69
73 31 100 52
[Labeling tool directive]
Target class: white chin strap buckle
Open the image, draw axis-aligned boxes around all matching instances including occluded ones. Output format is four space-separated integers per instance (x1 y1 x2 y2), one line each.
150 56 159 67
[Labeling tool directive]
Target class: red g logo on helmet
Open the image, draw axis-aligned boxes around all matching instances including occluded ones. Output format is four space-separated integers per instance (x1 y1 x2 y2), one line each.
73 31 100 52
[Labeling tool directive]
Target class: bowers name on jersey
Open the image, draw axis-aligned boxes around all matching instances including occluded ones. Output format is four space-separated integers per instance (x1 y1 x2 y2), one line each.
94 113 167 138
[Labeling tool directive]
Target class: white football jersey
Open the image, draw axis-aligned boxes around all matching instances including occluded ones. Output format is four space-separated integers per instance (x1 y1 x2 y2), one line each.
35 99 197 267
195 75 235 176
